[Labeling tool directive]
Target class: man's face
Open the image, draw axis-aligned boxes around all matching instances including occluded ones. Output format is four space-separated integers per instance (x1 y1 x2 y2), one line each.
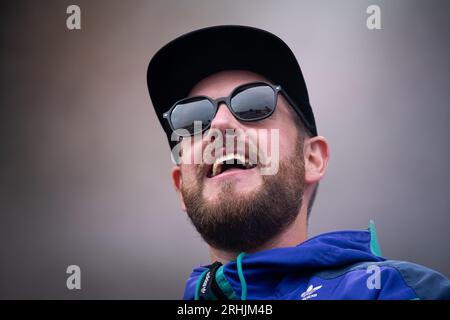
172 70 307 252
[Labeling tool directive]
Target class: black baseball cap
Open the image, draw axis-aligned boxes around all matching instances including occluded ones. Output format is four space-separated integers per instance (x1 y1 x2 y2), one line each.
147 25 317 149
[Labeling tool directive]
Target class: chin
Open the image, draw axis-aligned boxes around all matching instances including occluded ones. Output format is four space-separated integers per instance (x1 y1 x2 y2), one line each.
203 177 263 202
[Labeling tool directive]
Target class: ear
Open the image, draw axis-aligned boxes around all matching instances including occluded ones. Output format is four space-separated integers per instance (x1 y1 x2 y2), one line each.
171 165 187 212
304 136 330 185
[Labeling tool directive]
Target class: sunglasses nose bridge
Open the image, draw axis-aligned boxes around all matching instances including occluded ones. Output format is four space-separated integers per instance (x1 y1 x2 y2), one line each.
211 96 232 116
214 97 228 108
209 97 239 131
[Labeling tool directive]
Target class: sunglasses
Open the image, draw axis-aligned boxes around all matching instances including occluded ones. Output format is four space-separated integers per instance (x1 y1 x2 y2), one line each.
163 81 311 137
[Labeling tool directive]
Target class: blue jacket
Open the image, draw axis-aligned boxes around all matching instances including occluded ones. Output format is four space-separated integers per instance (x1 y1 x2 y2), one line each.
183 222 450 300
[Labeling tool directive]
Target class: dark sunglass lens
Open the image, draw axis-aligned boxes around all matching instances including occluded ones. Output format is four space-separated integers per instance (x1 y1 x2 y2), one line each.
230 84 276 120
170 97 215 135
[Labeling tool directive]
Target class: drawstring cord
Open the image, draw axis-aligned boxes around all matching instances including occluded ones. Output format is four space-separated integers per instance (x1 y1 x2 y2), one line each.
236 252 247 300
194 252 248 300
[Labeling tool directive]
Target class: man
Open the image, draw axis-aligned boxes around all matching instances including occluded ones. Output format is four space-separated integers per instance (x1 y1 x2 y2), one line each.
147 25 450 300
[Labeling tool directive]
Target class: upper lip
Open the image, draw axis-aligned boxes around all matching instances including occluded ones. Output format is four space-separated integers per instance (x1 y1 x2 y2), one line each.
204 147 258 178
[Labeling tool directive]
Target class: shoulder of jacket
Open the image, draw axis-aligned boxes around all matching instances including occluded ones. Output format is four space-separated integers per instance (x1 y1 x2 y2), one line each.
313 259 450 300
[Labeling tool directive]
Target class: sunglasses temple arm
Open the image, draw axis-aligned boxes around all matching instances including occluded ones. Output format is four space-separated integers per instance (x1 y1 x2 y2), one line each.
280 89 316 136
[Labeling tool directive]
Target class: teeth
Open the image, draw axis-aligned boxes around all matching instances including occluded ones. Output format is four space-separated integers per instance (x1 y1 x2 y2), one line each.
211 153 252 177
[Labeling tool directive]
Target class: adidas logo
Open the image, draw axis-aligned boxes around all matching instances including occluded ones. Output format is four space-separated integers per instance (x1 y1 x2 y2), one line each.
300 284 322 300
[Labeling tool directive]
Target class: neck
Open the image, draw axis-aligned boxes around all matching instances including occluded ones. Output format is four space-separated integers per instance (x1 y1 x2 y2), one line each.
208 208 308 264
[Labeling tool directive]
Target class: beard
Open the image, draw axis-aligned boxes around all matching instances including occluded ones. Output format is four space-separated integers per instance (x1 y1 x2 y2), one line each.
180 141 306 253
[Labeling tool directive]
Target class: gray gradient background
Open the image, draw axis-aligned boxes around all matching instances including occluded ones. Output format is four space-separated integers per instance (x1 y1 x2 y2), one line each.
1 0 449 299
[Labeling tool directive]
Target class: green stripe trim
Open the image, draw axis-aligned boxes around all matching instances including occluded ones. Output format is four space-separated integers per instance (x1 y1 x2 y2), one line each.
215 265 239 300
369 220 382 257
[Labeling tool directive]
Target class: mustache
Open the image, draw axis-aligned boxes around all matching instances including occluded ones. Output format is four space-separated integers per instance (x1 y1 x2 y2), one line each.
196 134 266 178
176 127 280 176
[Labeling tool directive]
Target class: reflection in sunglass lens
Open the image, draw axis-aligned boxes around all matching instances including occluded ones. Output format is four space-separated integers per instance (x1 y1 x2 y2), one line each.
170 97 215 135
230 85 276 120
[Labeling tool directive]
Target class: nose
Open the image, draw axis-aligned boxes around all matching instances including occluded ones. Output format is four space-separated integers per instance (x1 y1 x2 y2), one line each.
209 102 242 134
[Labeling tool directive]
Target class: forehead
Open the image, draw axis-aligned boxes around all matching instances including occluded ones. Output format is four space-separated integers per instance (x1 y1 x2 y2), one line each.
188 70 271 98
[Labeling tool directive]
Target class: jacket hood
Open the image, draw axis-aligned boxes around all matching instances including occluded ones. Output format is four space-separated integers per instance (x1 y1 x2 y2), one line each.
183 225 385 300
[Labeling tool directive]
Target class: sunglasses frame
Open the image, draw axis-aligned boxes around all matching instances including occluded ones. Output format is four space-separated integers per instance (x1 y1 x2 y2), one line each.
163 81 314 137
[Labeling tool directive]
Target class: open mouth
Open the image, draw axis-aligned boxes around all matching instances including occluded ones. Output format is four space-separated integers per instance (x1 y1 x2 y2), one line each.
207 153 257 178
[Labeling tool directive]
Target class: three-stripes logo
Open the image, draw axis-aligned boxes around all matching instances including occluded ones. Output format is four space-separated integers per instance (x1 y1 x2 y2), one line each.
300 284 322 300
